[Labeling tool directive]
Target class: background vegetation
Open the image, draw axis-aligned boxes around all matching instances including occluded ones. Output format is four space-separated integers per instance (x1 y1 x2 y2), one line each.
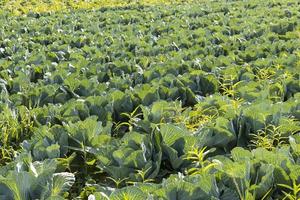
1 0 192 15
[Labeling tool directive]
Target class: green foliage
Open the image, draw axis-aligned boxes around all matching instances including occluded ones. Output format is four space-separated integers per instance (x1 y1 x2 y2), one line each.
0 0 299 199
0 156 74 200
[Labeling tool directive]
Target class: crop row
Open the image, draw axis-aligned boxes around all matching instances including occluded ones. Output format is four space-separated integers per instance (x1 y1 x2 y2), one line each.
0 0 299 199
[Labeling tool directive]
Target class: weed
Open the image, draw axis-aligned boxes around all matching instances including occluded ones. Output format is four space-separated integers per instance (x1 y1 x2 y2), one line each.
278 180 300 200
249 124 287 151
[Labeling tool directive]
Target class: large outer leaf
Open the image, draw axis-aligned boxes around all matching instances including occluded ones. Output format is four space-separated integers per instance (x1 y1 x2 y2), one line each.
0 158 74 200
250 164 274 199
109 187 149 200
197 117 236 148
160 124 197 169
231 147 252 162
0 173 33 200
156 174 219 200
160 124 189 147
95 132 162 181
50 172 75 196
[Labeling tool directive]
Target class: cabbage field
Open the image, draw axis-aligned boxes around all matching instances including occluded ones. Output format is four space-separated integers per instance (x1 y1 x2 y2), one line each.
0 0 300 199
